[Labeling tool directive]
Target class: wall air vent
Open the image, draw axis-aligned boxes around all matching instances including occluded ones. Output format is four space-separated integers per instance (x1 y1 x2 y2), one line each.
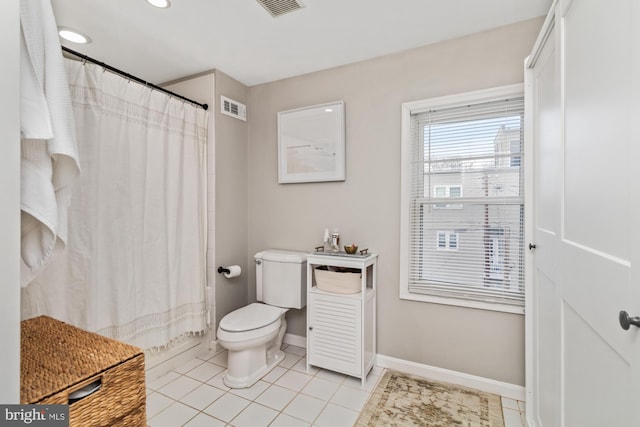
221 96 247 121
256 0 304 17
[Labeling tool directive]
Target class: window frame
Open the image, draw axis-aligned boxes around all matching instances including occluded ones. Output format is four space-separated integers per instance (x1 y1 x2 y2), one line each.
399 84 525 314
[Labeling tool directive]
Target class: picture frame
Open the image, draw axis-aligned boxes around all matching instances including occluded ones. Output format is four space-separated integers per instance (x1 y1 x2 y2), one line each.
277 100 345 183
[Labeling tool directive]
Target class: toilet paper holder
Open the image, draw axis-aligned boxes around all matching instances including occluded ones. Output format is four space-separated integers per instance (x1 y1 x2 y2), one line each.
218 265 242 278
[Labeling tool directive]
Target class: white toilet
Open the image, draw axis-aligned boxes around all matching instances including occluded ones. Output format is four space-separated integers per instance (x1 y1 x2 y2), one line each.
216 249 307 388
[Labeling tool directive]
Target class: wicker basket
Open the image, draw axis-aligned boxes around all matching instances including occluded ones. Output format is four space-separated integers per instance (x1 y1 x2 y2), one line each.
314 266 362 294
21 316 146 427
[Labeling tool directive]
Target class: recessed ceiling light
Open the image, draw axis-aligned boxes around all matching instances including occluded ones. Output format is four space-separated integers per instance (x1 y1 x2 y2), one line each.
146 0 171 8
58 27 91 44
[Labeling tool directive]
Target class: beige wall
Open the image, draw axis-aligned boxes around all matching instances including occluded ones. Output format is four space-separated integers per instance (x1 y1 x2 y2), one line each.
213 71 249 326
246 18 544 385
0 0 21 403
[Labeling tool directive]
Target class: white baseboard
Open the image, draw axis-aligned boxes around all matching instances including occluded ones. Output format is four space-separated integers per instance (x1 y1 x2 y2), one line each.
375 354 526 401
209 338 223 354
234 334 525 401
283 333 306 348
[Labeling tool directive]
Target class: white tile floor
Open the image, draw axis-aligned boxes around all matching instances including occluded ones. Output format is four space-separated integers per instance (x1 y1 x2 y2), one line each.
146 344 527 427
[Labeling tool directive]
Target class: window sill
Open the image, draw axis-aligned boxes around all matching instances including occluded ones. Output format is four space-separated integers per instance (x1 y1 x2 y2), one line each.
399 289 525 315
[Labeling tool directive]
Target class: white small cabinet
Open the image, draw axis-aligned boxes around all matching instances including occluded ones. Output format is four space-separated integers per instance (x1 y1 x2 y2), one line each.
306 252 377 386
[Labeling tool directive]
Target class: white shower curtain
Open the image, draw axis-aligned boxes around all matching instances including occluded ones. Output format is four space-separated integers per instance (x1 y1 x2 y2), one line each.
21 58 209 351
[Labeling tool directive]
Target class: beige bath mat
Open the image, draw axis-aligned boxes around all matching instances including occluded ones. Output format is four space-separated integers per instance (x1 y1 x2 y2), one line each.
356 370 504 427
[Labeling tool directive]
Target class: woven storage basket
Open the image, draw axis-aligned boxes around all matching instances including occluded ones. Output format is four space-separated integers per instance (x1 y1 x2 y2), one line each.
21 316 146 427
314 266 362 294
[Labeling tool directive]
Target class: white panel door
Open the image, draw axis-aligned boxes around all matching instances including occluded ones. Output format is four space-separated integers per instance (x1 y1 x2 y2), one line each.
529 0 640 425
529 18 562 427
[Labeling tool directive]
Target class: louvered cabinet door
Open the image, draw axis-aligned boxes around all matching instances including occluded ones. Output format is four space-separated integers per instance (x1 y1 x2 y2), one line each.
307 292 362 377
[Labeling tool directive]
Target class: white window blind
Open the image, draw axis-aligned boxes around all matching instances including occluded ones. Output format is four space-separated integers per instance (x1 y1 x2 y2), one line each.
405 91 525 307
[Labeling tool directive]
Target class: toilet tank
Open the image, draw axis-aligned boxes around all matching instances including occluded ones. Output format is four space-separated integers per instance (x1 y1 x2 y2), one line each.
255 249 307 309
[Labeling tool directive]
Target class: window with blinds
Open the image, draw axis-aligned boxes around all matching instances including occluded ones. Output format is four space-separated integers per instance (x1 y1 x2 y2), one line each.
400 85 525 311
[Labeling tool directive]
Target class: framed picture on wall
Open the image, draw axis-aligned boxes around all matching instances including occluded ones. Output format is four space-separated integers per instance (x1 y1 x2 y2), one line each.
277 100 345 183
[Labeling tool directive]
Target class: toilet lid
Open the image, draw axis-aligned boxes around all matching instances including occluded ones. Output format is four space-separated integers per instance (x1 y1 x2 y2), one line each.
219 303 284 332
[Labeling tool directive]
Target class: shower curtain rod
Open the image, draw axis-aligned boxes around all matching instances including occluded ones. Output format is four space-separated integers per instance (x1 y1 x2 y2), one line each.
62 46 209 111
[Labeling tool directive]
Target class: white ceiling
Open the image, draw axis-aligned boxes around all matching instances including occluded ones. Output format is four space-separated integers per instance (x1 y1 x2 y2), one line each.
51 0 551 87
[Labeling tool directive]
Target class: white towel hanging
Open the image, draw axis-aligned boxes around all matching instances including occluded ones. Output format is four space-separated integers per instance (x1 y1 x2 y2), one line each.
19 0 80 287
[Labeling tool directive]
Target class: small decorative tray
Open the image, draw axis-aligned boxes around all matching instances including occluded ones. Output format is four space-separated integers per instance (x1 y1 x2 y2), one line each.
312 248 370 258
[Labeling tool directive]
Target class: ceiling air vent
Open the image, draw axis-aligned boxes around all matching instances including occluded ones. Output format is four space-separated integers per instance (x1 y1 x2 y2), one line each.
221 96 247 121
256 0 304 17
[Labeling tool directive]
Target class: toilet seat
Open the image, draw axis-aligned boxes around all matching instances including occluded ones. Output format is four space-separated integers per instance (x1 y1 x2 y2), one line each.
217 303 287 344
219 303 285 332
